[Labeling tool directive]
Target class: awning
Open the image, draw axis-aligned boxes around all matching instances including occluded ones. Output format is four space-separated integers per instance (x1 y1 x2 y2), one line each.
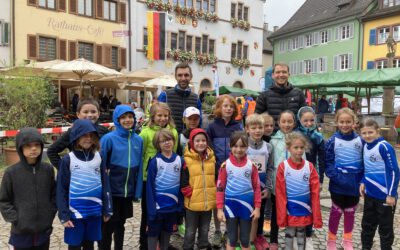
207 86 260 97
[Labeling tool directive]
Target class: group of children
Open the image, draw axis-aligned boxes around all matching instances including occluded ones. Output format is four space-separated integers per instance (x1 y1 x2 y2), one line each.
0 95 398 250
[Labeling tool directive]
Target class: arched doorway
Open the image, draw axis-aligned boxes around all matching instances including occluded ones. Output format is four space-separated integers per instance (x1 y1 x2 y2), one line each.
200 78 212 90
233 81 243 88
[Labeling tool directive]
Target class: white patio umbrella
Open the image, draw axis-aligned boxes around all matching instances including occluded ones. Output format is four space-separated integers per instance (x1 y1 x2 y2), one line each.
142 74 177 88
99 68 166 83
46 58 122 96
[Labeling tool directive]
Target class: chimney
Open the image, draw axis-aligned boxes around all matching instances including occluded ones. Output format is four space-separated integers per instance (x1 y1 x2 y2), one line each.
264 22 268 31
273 26 279 32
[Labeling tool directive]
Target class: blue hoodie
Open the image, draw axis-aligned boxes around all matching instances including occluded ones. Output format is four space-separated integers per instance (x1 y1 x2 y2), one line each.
100 105 144 199
57 119 112 223
325 131 364 197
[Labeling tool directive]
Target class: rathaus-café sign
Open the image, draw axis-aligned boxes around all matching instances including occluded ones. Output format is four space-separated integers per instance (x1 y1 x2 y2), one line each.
47 17 105 37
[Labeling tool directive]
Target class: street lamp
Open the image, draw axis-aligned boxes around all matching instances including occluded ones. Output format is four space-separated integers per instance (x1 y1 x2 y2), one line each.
382 34 397 115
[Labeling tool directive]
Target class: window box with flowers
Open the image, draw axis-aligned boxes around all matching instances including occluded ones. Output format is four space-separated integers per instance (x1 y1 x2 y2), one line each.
230 18 250 31
167 49 195 63
146 0 172 12
231 58 250 69
196 53 218 65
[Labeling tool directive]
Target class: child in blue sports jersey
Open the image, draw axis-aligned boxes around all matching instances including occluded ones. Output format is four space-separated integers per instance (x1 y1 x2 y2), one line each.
100 105 143 250
359 119 399 250
57 119 112 250
146 128 184 250
216 131 261 250
325 108 364 250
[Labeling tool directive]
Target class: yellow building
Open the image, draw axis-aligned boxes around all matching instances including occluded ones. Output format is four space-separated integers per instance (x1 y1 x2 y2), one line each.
361 2 400 70
12 0 128 69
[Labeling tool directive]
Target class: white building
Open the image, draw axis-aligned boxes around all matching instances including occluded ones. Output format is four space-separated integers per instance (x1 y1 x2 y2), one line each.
130 0 265 93
0 0 11 68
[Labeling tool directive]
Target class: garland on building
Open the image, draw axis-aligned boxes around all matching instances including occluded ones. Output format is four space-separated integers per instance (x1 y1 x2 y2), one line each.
146 0 218 23
196 53 218 65
231 58 250 69
164 49 218 65
230 18 250 31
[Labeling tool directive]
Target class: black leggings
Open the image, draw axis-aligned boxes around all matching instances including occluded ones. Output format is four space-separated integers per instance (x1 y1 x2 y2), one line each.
14 240 50 250
270 194 279 244
102 220 126 250
68 241 94 250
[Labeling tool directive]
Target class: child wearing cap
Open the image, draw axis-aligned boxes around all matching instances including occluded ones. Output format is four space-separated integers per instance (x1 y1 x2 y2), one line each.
178 107 201 156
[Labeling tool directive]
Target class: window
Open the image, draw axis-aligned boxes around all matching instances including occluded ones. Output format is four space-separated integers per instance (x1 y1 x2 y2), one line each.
143 28 148 46
243 45 248 59
237 41 242 58
209 39 215 54
375 59 388 69
111 46 118 69
292 37 299 50
210 0 216 13
341 24 350 39
231 3 236 18
186 35 193 52
305 34 312 47
382 0 400 7
279 41 285 53
171 32 178 50
378 27 390 44
104 0 117 21
304 60 312 73
178 31 185 50
202 35 208 53
179 0 185 6
318 57 327 72
393 25 400 41
237 3 243 20
231 43 237 58
243 7 248 21
173 0 178 5
78 0 92 16
38 0 55 9
335 23 354 40
195 37 201 53
0 21 10 45
320 30 328 44
393 58 400 68
202 0 209 12
78 42 94 61
187 0 193 7
196 0 201 10
38 36 56 61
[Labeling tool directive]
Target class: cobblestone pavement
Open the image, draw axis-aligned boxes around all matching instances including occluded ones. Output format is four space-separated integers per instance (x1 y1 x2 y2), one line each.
1 165 400 249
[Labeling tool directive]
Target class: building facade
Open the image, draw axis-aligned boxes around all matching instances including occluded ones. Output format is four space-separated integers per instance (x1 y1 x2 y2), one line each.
0 0 11 67
268 0 375 76
130 0 265 92
12 0 129 69
362 0 400 69
262 23 273 73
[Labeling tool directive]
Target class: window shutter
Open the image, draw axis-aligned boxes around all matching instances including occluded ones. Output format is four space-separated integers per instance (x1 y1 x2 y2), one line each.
312 59 318 73
2 22 9 45
104 45 112 66
299 36 304 48
293 61 297 75
287 39 292 51
348 53 353 69
349 23 354 38
28 0 37 6
333 55 338 71
27 35 37 59
299 61 304 74
323 57 327 72
119 3 126 24
96 0 103 18
59 39 67 60
327 29 332 42
58 0 66 11
69 0 77 14
335 27 339 41
369 29 376 45
366 61 374 69
119 48 127 68
313 32 319 46
69 41 77 60
96 45 103 64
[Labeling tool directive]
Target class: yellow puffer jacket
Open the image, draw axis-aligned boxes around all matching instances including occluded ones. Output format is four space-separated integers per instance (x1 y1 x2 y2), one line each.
183 146 216 211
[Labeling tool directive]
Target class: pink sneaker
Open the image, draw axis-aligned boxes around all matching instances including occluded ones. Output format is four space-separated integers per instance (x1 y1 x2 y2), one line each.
254 235 269 250
326 239 337 250
269 243 279 250
259 236 269 249
342 239 353 250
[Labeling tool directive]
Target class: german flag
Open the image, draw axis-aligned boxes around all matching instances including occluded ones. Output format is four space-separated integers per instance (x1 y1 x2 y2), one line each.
147 12 166 60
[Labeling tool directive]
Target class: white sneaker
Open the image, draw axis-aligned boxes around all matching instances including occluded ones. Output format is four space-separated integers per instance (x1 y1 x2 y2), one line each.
293 238 298 250
306 237 314 250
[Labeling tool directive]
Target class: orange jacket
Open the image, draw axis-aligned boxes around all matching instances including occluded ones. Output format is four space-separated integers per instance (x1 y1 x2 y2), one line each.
246 100 256 116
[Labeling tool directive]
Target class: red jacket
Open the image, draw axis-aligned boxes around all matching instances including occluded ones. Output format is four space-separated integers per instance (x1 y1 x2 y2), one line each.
276 158 322 228
216 153 262 209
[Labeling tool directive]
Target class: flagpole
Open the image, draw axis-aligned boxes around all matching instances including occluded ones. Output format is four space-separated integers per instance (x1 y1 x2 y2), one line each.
212 65 219 97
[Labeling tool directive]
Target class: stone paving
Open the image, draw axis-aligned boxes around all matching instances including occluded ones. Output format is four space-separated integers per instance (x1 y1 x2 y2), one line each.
1 154 400 249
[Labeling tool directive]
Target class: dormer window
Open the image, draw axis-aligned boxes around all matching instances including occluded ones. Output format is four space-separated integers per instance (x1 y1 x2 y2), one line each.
382 0 400 8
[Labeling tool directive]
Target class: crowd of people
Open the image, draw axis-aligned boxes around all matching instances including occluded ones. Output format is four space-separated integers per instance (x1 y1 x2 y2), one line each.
0 63 399 250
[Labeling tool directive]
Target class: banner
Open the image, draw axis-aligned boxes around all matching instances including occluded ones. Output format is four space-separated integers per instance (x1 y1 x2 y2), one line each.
213 67 219 97
147 12 166 60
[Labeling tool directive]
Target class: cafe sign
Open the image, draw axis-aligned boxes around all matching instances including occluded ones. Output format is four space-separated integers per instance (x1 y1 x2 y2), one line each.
47 17 105 37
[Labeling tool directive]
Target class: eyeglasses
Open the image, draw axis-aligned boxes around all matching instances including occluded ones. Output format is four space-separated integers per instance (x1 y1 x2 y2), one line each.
160 139 173 144
177 73 190 77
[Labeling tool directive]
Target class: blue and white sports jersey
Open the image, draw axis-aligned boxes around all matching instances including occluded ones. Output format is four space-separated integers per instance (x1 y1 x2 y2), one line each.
224 159 254 220
364 142 389 199
248 142 269 190
69 152 103 219
155 156 181 210
284 160 311 216
334 137 363 173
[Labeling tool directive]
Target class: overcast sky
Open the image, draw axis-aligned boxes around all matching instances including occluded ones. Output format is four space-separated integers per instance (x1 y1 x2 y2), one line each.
263 0 306 29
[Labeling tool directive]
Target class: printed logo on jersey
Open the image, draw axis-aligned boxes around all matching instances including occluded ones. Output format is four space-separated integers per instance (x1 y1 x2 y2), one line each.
354 142 362 150
303 174 309 182
369 154 378 162
244 169 251 178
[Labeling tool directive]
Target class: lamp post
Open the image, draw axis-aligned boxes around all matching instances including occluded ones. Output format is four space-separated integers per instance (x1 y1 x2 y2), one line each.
382 35 397 115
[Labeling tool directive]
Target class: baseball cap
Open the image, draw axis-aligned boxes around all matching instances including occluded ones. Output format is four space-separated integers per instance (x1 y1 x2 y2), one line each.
183 107 200 118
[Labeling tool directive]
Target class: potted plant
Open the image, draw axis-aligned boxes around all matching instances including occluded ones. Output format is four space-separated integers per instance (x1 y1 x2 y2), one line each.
0 70 54 166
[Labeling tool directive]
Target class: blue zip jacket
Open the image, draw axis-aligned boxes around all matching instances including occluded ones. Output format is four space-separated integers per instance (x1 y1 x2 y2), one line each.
325 131 364 197
362 137 399 200
146 152 184 221
296 125 325 184
207 118 243 169
100 105 144 199
56 119 112 223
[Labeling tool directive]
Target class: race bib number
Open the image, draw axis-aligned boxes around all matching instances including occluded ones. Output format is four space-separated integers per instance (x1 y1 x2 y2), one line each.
248 155 266 173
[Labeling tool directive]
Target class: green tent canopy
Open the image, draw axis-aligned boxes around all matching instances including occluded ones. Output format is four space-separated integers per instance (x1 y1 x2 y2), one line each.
289 68 400 89
207 86 260 97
